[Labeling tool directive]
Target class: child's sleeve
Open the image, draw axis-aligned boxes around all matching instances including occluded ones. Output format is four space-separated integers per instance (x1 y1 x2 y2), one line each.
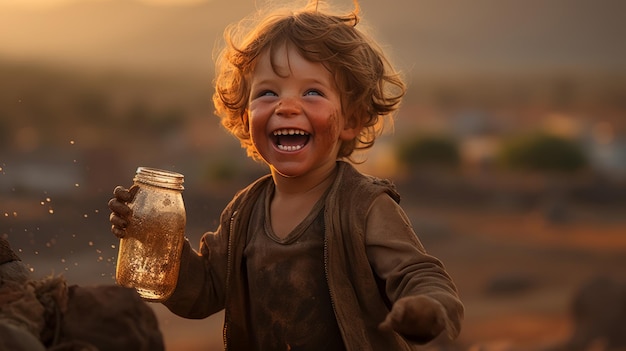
163 213 231 319
365 193 464 339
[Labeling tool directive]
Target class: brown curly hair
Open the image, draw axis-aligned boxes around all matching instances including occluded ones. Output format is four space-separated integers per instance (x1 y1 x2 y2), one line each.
213 0 406 162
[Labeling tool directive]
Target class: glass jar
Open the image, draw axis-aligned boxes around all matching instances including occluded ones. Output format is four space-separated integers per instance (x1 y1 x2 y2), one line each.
115 167 186 302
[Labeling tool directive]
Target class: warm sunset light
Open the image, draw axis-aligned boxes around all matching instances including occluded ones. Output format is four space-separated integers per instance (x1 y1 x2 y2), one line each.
1 0 625 350
0 0 208 9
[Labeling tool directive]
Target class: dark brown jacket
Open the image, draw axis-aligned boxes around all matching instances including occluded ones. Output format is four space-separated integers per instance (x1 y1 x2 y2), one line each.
164 161 463 350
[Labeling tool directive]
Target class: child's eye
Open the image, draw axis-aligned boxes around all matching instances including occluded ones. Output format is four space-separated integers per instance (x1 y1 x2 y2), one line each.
305 89 323 97
256 90 277 98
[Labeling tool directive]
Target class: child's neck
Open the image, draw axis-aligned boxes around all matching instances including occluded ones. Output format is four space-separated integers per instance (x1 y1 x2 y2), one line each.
268 163 338 239
271 163 337 196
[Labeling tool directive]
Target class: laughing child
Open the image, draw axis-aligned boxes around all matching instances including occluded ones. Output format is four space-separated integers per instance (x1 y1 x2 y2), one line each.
109 1 463 349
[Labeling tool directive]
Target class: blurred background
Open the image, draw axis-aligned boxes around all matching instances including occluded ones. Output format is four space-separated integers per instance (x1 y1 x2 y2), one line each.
1 0 625 350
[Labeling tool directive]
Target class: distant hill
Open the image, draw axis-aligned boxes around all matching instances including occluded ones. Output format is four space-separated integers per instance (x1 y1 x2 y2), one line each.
0 0 625 79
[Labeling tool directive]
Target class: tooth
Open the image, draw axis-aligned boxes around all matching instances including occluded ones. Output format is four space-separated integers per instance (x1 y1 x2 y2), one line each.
273 129 311 136
277 144 304 151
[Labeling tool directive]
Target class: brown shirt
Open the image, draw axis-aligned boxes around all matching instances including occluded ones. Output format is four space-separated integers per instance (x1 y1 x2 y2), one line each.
244 184 345 351
164 161 463 350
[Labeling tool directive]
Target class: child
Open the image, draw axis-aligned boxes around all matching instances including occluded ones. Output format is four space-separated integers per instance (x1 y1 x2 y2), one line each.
108 0 463 349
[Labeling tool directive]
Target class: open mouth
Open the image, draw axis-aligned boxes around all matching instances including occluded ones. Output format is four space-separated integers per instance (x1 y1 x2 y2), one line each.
272 129 310 151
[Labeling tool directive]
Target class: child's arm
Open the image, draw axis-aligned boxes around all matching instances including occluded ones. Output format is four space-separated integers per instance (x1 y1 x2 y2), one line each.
161 232 228 319
163 214 232 319
365 194 464 343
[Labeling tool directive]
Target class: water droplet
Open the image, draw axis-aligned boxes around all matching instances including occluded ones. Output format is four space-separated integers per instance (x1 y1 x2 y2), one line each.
75 183 80 187
48 209 54 214
70 140 75 145
88 241 94 246
83 214 89 218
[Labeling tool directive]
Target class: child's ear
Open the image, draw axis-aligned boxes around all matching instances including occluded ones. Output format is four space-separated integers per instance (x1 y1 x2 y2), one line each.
340 113 362 141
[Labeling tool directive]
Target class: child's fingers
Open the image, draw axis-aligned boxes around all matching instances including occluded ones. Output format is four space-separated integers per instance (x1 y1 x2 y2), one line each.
113 185 134 202
109 212 128 228
111 225 127 239
108 198 132 217
378 301 405 332
378 315 392 332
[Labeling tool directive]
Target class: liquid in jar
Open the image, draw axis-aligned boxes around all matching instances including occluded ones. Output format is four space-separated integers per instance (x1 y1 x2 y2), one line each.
115 167 186 302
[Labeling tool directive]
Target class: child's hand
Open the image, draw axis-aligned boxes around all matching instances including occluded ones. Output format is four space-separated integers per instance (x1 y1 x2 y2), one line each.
107 186 138 238
379 295 446 344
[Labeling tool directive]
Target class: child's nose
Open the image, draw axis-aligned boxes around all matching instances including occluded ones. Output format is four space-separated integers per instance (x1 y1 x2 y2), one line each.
275 97 301 117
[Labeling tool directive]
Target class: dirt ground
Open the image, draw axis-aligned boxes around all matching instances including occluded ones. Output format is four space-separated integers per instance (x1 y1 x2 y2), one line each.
412 202 626 350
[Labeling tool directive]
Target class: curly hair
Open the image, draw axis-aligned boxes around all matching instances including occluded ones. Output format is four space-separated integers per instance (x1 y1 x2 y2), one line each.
213 0 406 162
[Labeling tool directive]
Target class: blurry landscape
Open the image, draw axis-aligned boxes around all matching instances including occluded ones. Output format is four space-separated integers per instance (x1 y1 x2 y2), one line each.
1 0 626 350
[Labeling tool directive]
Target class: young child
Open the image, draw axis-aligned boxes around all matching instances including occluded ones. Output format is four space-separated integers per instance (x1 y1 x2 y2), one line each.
108 1 463 349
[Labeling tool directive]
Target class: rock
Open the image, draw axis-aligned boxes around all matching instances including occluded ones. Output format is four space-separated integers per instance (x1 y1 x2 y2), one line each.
0 237 21 265
548 276 626 351
0 238 30 284
56 285 164 351
1 237 165 350
0 321 46 351
0 261 31 285
0 280 46 342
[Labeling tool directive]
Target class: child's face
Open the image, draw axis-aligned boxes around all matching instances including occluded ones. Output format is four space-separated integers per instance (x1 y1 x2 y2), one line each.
247 44 359 178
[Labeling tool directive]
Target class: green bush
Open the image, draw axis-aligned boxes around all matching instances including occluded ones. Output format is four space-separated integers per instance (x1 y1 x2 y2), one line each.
396 134 460 169
498 132 587 172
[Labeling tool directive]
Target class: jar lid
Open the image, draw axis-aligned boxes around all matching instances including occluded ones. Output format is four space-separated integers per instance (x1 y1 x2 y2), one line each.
134 167 184 191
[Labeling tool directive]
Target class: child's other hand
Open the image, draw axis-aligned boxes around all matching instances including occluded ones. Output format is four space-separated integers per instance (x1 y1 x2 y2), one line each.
107 185 137 238
379 295 446 344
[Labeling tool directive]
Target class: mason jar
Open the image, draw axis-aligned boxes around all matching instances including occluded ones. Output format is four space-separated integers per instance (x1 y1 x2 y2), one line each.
115 167 186 302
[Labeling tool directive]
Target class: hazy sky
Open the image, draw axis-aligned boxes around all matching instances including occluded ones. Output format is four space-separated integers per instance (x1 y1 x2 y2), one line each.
0 0 208 8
